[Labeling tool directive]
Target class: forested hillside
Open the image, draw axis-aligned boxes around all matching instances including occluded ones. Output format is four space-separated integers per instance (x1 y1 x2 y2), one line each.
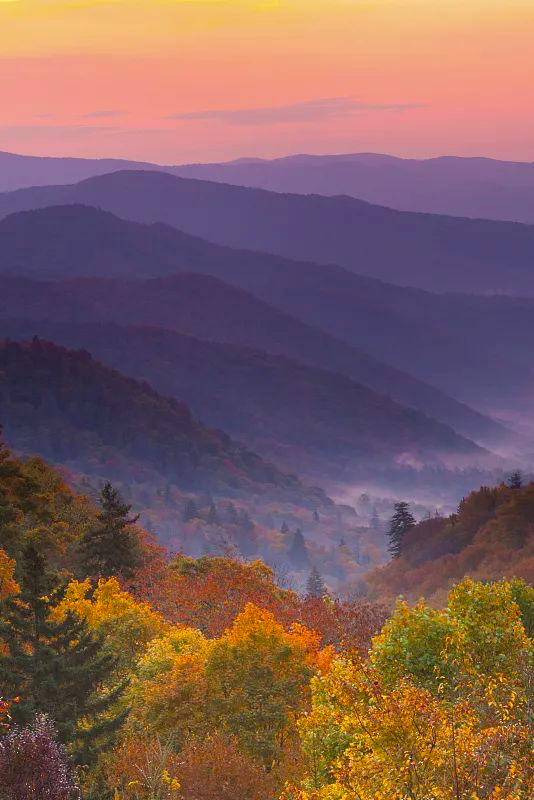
0 324 488 485
0 338 313 498
366 477 534 604
0 439 532 798
2 204 532 427
1 339 390 589
0 264 504 444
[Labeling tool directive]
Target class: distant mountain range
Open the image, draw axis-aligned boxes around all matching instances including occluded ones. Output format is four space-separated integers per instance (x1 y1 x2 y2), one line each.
0 218 505 449
0 321 489 483
173 153 534 225
0 204 531 423
2 150 534 224
1 170 534 296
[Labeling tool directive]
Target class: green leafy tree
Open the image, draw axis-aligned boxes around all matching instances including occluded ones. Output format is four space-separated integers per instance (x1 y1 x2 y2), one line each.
0 543 127 766
78 482 141 580
387 501 415 559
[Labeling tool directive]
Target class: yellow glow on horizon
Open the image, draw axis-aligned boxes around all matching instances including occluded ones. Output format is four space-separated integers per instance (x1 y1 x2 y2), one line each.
1 0 533 161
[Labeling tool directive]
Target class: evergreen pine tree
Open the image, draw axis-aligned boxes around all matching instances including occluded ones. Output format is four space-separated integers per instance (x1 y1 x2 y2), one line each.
369 507 382 535
0 428 38 560
387 501 416 559
235 510 256 557
280 521 289 534
288 528 310 570
313 510 319 522
226 502 239 525
207 502 220 526
306 566 326 599
0 543 127 766
507 470 523 489
78 482 141 579
183 499 199 522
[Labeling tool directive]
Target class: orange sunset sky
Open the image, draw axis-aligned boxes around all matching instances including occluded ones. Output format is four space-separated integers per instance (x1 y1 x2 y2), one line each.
1 0 533 163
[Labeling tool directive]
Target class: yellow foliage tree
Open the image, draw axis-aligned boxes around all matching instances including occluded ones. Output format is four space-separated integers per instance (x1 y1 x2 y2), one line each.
0 548 19 601
287 578 534 800
52 577 168 672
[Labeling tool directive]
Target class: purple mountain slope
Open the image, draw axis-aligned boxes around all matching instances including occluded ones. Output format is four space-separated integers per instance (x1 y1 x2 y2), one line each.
0 203 531 425
2 149 534 223
1 171 534 297
172 153 534 224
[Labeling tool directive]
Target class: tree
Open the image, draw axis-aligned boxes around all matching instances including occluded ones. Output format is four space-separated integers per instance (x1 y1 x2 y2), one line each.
387 501 415 559
205 604 318 767
0 543 127 765
289 529 309 570
292 578 534 800
0 715 80 800
306 567 326 599
78 482 141 579
52 576 167 675
207 503 220 526
183 499 198 522
507 469 523 489
370 507 381 533
176 734 275 800
280 521 289 534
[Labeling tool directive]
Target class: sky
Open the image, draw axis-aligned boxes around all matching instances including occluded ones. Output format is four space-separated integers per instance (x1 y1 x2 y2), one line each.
0 0 533 164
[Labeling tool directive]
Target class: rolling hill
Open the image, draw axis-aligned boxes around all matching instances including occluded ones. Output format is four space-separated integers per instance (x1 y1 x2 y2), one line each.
0 338 325 505
1 171 534 295
0 321 490 483
0 265 505 445
3 149 534 225
365 478 534 604
173 153 534 225
0 204 530 423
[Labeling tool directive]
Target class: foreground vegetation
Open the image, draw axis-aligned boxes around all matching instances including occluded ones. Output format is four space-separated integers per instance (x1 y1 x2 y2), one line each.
0 434 532 798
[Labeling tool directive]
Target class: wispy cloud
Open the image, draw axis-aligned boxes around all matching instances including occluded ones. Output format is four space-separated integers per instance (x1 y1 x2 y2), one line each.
0 124 122 139
169 97 423 125
81 110 128 118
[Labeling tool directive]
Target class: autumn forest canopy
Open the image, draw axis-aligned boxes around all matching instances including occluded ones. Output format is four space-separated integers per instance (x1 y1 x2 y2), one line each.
0 432 533 798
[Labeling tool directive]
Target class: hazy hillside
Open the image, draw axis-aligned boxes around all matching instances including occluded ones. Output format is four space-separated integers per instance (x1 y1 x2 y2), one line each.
0 269 504 444
1 170 534 295
3 150 534 224
0 338 325 504
0 205 532 421
0 321 491 483
0 150 164 192
173 153 534 224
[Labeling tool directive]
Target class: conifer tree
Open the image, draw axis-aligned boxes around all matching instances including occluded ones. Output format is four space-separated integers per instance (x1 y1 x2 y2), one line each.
280 521 289 534
78 482 141 579
387 501 416 559
507 470 523 489
226 502 239 525
0 543 127 766
306 566 326 599
288 528 309 569
183 499 199 522
370 507 381 533
207 502 220 526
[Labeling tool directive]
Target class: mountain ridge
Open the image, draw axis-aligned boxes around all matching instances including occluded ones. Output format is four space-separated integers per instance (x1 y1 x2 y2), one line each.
1 169 534 296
